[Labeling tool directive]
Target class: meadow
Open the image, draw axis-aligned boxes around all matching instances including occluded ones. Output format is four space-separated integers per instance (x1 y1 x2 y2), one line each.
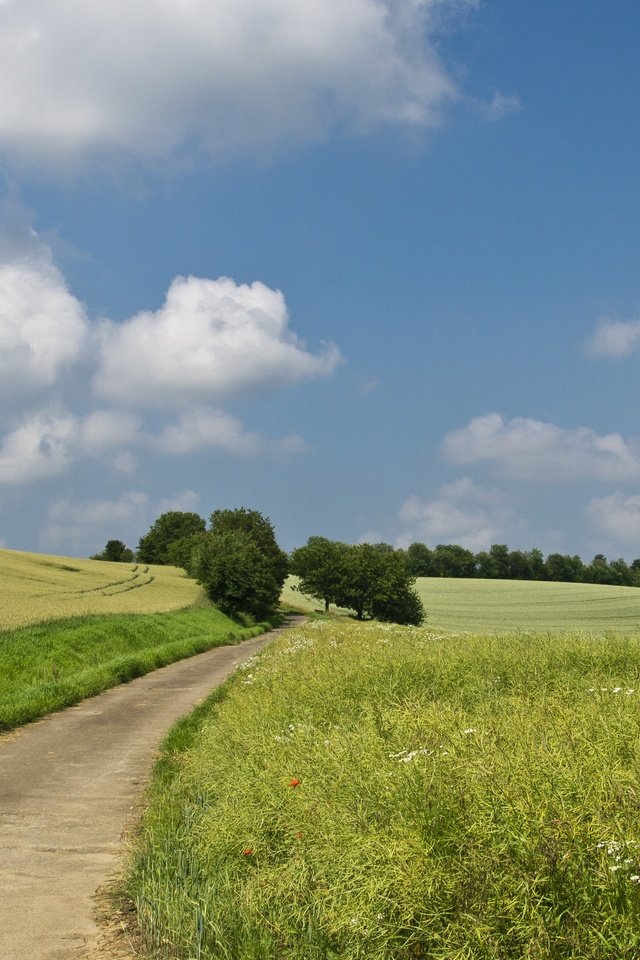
0 547 202 631
130 618 640 959
283 575 640 634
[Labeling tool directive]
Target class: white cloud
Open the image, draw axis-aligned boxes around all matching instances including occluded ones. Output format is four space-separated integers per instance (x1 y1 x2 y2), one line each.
585 318 640 358
398 477 515 551
0 246 88 395
476 90 521 121
43 490 149 552
156 409 264 457
587 492 640 543
94 275 342 407
0 0 477 172
443 413 640 483
0 230 339 485
79 410 143 453
0 407 142 484
0 408 78 483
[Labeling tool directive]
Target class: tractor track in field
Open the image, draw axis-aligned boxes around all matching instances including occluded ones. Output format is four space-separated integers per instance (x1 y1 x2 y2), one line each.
0 616 305 960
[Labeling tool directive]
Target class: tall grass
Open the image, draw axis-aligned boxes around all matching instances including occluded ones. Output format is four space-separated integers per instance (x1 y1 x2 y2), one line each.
130 620 640 959
0 607 271 731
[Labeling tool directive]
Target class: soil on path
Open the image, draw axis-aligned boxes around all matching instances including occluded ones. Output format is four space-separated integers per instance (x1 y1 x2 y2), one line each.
0 617 303 960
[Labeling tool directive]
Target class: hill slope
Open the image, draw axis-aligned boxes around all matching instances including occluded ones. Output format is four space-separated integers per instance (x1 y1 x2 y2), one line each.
0 547 203 631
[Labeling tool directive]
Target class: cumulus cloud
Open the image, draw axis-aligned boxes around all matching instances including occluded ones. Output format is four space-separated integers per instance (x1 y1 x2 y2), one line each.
587 492 640 542
156 409 264 457
0 220 341 486
443 413 640 483
0 243 88 396
0 0 478 172
94 275 342 407
398 477 515 551
0 408 78 483
79 410 143 454
585 318 640 358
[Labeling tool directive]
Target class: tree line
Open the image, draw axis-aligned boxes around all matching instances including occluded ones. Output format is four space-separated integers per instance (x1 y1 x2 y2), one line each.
402 541 640 587
92 510 425 625
92 511 640 627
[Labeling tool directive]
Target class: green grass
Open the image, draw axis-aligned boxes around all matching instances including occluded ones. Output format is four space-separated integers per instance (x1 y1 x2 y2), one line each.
0 607 271 731
129 619 640 959
283 575 640 634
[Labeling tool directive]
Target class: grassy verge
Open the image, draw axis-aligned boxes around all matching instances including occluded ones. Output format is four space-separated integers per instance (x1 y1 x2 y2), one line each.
129 619 640 959
0 607 273 731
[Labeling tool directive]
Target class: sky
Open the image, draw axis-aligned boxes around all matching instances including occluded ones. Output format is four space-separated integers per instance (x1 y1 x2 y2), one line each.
1 0 640 562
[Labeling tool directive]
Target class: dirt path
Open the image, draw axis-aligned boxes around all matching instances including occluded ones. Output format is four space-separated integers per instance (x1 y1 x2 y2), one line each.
0 619 301 960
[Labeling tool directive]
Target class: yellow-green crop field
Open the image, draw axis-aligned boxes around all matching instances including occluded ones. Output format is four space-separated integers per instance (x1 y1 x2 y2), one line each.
283 575 640 634
0 547 203 631
131 618 640 959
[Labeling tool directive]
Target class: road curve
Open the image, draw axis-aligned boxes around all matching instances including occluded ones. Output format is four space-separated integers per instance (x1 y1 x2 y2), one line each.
0 619 300 960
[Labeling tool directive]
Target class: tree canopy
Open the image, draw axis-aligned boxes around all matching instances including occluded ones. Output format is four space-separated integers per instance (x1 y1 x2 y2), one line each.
137 511 206 565
292 537 425 626
193 508 288 621
91 539 134 563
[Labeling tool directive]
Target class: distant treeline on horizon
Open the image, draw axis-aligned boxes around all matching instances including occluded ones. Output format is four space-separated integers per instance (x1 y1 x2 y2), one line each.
394 542 640 588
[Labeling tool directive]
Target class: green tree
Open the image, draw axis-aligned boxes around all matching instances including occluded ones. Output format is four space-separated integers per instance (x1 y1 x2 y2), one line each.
165 532 207 575
209 508 288 586
334 544 425 625
584 554 612 585
194 508 288 620
476 544 510 579
193 529 280 620
545 552 584 583
525 548 547 581
608 557 634 586
92 539 134 563
289 536 347 612
137 512 206 565
406 542 436 577
432 544 476 578
368 550 426 625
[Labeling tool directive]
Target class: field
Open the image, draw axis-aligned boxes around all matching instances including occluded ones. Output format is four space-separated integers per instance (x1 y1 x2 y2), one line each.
283 575 640 634
130 618 640 958
0 547 203 631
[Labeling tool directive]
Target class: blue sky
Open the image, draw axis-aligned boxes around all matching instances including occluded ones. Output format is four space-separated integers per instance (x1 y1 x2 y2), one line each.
1 0 640 561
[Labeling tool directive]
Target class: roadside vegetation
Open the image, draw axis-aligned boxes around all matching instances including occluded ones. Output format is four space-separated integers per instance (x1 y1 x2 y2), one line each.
0 606 272 731
129 618 640 959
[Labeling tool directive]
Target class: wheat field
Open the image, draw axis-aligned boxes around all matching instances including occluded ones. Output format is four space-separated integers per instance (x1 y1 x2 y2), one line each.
0 547 203 631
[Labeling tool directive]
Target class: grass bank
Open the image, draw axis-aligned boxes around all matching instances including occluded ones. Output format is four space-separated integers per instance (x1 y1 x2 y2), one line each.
130 619 640 959
0 607 272 731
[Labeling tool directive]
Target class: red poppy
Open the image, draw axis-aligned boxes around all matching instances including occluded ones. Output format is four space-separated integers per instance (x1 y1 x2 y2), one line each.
289 778 302 788
243 848 253 856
